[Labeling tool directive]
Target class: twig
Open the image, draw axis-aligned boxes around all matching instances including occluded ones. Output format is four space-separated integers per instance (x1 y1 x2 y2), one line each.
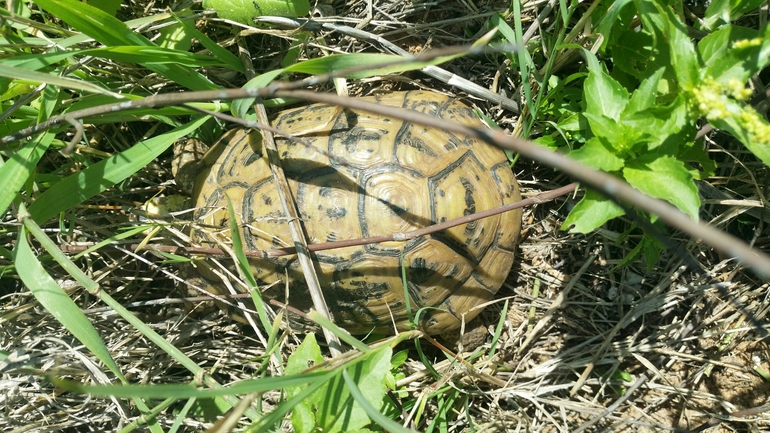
255 17 521 112
59 185 575 257
270 89 770 281
4 58 769 280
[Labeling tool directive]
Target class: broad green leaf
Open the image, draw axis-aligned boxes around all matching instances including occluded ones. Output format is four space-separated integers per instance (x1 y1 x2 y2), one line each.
28 117 210 223
342 367 411 433
621 94 688 150
633 0 666 37
594 0 634 50
562 189 625 233
704 0 766 29
623 155 700 220
315 348 391 432
14 220 121 378
583 50 629 120
656 3 700 90
285 334 392 433
582 112 643 154
33 0 218 91
0 133 53 219
612 29 671 82
286 334 326 433
567 137 624 171
699 24 770 85
678 144 717 180
707 101 770 167
626 67 665 113
204 0 310 23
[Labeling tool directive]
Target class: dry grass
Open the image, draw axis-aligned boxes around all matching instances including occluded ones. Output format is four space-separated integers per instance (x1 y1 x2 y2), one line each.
2 0 770 431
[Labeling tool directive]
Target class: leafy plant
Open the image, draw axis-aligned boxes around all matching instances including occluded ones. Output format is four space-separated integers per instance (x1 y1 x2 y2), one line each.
285 334 395 433
530 0 770 262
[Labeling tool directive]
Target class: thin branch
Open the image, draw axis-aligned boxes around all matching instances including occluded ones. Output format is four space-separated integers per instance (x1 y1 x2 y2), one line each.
271 89 770 280
4 61 769 279
60 184 575 257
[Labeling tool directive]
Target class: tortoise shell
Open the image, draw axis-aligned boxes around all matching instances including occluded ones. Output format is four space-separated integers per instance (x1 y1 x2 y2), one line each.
191 91 521 334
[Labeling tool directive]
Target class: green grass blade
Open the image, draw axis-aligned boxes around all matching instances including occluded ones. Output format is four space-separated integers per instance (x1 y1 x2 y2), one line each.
227 197 273 335
33 0 219 91
56 370 336 398
27 116 210 223
0 64 122 96
14 213 123 379
169 10 244 73
308 311 371 353
0 132 53 219
283 52 453 79
4 46 230 70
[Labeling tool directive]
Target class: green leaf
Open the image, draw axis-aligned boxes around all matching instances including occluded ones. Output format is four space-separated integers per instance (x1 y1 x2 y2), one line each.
14 219 122 379
33 0 218 91
655 3 700 90
233 53 450 118
3 46 229 71
168 10 244 73
286 335 392 433
699 24 770 85
203 0 310 23
562 189 625 233
0 64 121 97
583 50 629 120
678 144 717 180
621 94 688 150
286 334 326 433
28 117 210 223
626 67 665 113
612 29 671 82
704 0 766 29
567 137 625 171
0 133 53 218
57 369 335 398
623 155 700 220
707 101 770 167
156 10 194 52
594 0 634 51
582 112 642 154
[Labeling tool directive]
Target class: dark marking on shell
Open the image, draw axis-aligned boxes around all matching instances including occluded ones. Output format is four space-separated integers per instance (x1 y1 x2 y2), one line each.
326 207 347 219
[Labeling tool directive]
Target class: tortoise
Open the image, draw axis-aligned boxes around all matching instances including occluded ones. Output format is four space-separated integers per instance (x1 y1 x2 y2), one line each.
183 90 522 335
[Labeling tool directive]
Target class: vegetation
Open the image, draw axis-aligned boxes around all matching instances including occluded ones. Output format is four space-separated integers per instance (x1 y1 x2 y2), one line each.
1 0 769 431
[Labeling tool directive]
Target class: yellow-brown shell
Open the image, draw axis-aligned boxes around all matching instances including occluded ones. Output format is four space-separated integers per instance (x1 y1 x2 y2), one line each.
191 91 521 334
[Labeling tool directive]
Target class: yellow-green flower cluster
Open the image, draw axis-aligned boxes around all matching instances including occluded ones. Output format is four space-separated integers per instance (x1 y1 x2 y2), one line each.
691 78 732 119
732 37 763 49
691 77 769 148
739 106 770 146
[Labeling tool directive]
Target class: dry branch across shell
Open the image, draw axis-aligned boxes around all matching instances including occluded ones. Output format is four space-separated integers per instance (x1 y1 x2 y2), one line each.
188 90 522 334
